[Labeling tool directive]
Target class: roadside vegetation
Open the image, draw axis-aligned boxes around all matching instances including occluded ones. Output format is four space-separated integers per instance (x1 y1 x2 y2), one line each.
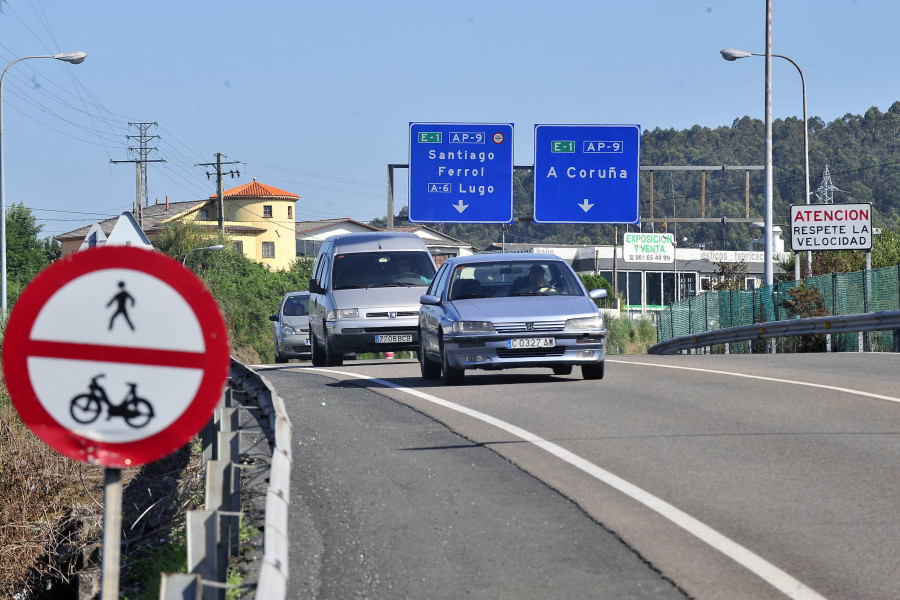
153 222 313 363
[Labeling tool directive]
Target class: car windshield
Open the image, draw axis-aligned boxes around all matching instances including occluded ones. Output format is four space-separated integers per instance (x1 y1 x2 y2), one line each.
282 296 309 316
333 251 436 290
447 260 582 301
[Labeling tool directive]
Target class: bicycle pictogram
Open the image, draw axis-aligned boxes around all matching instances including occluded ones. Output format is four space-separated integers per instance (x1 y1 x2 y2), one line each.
69 375 155 429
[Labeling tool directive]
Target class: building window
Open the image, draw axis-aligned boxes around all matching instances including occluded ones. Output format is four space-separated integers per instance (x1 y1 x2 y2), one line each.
262 241 275 258
234 241 244 255
287 205 292 219
200 209 209 221
263 205 273 218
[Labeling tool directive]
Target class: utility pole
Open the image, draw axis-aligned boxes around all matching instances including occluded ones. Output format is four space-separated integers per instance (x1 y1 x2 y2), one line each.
196 153 241 234
110 122 165 229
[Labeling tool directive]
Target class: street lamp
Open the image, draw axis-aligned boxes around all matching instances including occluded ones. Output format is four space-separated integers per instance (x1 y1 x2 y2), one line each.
1 51 87 320
183 244 225 266
721 44 810 280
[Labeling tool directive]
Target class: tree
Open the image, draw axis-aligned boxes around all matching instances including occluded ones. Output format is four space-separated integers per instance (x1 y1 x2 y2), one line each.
710 261 749 291
5 203 59 306
779 282 828 352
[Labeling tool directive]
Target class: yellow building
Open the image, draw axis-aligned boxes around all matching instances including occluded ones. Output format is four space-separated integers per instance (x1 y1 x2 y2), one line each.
56 179 299 270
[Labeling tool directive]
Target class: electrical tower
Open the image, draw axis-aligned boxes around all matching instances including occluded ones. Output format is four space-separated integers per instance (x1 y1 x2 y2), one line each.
110 122 165 228
196 153 242 234
814 164 850 204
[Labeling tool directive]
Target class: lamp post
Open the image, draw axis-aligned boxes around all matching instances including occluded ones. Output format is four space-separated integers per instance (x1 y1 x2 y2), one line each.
721 42 810 281
1 51 87 320
183 244 225 266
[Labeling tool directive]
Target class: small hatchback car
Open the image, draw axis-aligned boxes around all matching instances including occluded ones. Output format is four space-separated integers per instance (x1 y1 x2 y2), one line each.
270 292 311 363
418 254 608 385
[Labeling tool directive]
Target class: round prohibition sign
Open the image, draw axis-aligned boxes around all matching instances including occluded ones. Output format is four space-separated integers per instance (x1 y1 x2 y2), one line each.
492 132 505 144
2 246 230 467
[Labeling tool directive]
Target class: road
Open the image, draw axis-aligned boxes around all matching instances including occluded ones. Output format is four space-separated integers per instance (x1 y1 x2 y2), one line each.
255 353 900 600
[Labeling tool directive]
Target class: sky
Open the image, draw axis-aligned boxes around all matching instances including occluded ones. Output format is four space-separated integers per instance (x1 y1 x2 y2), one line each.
1 0 899 239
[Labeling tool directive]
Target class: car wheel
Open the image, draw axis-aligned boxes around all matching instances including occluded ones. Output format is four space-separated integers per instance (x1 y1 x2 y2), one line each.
582 360 604 380
419 338 441 380
310 331 325 366
552 365 572 376
323 334 344 367
440 341 464 386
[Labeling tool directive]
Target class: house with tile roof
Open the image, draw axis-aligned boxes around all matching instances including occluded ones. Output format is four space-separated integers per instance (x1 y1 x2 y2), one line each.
55 180 299 270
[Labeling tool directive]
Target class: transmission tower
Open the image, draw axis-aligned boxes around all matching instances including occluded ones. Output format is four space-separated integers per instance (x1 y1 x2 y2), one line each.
814 164 850 204
110 122 166 228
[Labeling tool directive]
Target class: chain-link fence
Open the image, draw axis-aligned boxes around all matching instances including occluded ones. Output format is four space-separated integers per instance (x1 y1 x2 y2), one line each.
657 265 900 352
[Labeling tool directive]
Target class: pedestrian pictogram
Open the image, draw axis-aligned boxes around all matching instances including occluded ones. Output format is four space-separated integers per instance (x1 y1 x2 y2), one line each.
107 281 135 331
2 246 230 467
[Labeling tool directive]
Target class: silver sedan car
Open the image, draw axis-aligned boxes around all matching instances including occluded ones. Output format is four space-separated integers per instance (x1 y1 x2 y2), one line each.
418 254 608 385
270 292 311 363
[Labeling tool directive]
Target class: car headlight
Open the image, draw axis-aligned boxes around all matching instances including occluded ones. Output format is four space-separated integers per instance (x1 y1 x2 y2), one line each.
327 308 359 320
280 323 298 335
451 321 494 333
565 315 604 330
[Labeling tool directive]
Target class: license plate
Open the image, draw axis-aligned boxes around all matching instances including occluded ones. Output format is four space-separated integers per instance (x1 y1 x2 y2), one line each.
507 337 555 349
376 334 413 343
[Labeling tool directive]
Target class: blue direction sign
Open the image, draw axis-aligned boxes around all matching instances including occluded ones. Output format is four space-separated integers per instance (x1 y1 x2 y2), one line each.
533 124 640 224
409 123 513 223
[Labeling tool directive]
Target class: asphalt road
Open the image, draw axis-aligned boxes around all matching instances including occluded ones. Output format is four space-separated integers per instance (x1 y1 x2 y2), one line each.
255 352 900 600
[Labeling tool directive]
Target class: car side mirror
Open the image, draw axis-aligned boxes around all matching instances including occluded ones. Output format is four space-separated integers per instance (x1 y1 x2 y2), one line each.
420 294 441 306
309 279 322 294
269 314 279 322
588 289 608 300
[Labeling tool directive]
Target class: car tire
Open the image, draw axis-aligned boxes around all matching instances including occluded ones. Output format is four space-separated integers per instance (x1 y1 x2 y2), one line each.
440 341 464 386
419 339 441 380
581 361 604 380
274 350 287 364
552 365 573 376
310 331 326 366
323 334 344 367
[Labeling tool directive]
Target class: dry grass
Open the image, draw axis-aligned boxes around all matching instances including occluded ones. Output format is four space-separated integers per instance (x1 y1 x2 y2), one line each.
0 395 105 597
0 375 204 599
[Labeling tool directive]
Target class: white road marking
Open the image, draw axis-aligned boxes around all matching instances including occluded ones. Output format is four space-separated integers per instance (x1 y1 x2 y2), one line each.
298 366 828 600
608 359 900 404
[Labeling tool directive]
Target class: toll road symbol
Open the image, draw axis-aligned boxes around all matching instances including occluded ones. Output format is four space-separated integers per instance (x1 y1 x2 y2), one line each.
2 246 230 467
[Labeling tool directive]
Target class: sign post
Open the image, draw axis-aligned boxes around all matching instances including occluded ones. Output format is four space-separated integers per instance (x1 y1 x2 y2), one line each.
2 246 230 599
533 124 641 224
408 122 514 223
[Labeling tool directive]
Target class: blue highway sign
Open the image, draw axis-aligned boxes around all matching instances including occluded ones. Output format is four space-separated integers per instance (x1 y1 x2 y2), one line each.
533 124 640 224
409 123 513 223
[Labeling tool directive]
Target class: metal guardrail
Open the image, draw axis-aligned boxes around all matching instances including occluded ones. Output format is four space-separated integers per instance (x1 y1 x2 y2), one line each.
158 359 292 599
649 310 900 355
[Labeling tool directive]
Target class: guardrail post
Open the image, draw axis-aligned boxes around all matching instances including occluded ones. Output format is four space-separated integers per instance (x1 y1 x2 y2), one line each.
217 430 241 557
200 406 220 464
160 573 200 600
186 510 216 600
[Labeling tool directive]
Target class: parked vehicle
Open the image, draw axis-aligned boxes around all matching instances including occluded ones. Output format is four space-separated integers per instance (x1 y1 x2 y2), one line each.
418 253 608 385
270 291 311 363
308 231 437 366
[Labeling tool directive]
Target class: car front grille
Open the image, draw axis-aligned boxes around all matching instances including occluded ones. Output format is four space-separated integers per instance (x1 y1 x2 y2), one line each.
365 311 419 319
496 347 566 358
493 320 566 334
